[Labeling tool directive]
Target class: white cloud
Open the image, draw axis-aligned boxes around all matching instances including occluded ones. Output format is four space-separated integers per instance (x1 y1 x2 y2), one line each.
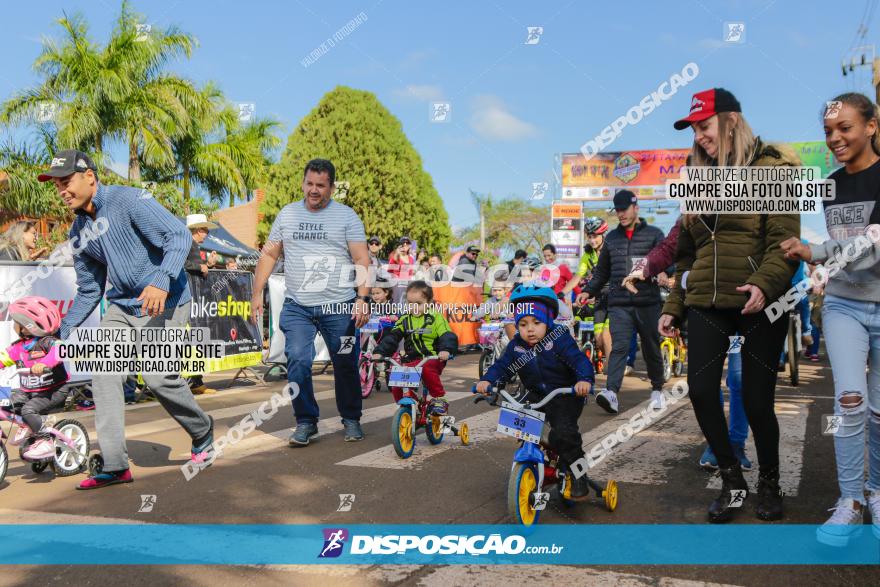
469 95 538 141
393 84 444 101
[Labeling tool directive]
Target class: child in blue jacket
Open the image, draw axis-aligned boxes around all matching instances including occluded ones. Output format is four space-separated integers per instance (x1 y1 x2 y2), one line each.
475 283 594 499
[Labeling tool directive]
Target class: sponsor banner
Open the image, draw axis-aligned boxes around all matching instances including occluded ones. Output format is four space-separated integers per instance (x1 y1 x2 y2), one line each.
562 150 689 190
0 524 877 564
0 262 100 387
551 230 579 246
266 274 331 364
554 245 580 257
188 271 262 373
552 217 580 231
551 202 582 218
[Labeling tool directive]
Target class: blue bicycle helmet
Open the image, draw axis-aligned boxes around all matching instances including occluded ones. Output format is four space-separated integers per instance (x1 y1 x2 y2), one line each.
509 282 560 317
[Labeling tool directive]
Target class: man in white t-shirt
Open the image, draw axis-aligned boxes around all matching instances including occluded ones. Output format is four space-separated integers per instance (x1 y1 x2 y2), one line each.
251 159 371 445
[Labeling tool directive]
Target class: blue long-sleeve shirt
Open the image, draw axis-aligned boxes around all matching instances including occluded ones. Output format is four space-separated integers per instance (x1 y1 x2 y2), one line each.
59 183 192 339
480 324 594 394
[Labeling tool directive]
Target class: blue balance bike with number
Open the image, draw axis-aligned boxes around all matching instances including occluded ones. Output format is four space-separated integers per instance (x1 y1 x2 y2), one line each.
474 385 618 527
378 355 470 458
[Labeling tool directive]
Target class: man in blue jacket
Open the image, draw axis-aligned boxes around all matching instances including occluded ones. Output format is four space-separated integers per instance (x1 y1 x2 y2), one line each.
39 150 213 490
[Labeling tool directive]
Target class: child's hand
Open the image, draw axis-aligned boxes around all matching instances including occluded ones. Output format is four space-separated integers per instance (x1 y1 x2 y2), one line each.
475 380 491 395
31 362 46 375
371 353 384 361
574 381 591 397
438 351 450 361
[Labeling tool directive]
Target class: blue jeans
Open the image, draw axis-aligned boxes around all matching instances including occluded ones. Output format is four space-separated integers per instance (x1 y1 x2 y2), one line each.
823 294 880 503
808 322 821 356
627 332 638 367
723 350 748 446
280 298 362 425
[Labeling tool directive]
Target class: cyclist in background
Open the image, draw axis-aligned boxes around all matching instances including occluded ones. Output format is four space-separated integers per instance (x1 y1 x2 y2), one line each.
563 217 611 361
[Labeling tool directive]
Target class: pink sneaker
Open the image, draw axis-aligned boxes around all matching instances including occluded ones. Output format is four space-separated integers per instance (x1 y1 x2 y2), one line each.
23 438 55 461
76 469 133 490
11 427 32 446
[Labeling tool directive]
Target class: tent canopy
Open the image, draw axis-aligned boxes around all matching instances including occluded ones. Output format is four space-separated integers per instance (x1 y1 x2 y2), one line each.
176 217 258 259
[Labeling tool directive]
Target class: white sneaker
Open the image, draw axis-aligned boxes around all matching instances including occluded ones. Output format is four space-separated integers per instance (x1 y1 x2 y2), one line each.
867 490 880 540
816 498 864 547
624 365 634 376
650 390 666 411
22 438 55 461
595 389 619 414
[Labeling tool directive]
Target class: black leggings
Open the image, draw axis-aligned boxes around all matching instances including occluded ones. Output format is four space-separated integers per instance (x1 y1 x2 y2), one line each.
686 307 788 472
11 387 68 432
527 391 586 466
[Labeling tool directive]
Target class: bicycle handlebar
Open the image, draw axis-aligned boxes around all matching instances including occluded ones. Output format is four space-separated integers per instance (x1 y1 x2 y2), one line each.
372 355 449 367
471 385 575 409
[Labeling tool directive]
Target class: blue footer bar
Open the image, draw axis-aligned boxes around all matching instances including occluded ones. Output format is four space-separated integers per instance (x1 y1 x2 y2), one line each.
0 524 878 565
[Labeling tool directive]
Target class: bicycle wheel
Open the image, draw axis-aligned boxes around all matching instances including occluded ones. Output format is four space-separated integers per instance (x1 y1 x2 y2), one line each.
0 443 7 486
787 319 799 387
508 462 541 526
358 357 376 398
661 345 673 382
52 419 90 476
391 406 415 459
425 415 445 445
478 350 494 378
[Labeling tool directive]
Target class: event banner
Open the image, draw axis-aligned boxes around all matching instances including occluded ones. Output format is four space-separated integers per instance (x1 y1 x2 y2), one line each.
561 142 836 200
0 262 100 387
188 270 262 372
551 202 582 271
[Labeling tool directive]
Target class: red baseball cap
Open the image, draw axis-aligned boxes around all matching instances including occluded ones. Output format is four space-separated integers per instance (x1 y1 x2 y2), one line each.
673 88 742 130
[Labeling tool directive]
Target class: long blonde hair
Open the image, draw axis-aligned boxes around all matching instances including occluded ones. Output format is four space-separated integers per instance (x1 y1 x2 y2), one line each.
0 221 35 260
682 112 758 227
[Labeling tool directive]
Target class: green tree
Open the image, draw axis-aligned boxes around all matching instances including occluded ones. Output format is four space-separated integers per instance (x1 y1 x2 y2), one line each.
1 1 201 181
260 86 451 251
0 130 67 218
454 193 550 263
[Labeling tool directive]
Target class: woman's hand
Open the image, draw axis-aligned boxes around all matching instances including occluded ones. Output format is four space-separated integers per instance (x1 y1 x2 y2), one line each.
658 314 677 338
780 237 812 262
736 284 766 314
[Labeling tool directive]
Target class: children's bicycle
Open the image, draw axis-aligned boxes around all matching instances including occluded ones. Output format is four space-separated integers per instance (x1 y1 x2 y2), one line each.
358 317 398 398
377 355 470 458
660 331 687 382
574 306 605 374
473 385 618 527
477 321 507 377
0 369 95 481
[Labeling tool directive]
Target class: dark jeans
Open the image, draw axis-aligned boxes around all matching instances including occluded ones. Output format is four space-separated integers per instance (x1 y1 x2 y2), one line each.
627 332 638 367
280 298 362 424
11 387 68 432
607 304 665 392
687 307 788 472
527 390 586 466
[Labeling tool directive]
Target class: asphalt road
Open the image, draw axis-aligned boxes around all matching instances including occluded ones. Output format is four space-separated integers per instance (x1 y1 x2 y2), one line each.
1 349 878 586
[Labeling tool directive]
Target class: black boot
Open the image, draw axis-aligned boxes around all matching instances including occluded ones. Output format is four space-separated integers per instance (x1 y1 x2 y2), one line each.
568 474 590 501
755 467 784 521
708 462 749 523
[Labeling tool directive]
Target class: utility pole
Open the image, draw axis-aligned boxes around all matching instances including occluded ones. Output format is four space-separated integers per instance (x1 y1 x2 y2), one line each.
841 45 879 103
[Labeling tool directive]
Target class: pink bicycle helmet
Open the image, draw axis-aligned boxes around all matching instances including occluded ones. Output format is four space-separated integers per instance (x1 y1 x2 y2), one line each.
8 296 61 336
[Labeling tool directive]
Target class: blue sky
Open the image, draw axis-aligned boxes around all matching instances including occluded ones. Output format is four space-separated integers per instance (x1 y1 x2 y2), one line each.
1 0 874 239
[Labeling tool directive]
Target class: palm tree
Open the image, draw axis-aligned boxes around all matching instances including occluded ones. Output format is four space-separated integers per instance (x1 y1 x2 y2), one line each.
0 1 202 181
0 129 67 218
147 84 280 211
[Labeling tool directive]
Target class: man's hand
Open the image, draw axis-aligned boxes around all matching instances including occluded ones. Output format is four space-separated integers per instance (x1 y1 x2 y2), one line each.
353 298 371 328
781 237 812 262
622 268 646 294
438 351 450 361
249 295 263 324
736 284 766 314
658 314 677 338
574 381 591 397
657 272 670 288
30 362 46 375
200 263 209 277
475 380 491 395
137 285 168 317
